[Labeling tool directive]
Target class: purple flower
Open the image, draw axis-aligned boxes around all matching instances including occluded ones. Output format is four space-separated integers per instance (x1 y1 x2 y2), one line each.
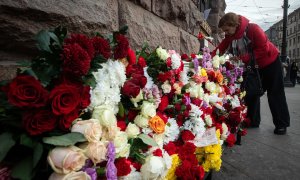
193 58 199 73
85 168 97 180
106 142 117 180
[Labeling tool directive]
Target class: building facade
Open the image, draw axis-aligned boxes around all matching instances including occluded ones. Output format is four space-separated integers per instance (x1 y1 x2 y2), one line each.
266 7 300 66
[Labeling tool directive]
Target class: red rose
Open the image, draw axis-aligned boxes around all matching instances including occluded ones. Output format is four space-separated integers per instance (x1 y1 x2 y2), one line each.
174 103 182 111
117 120 127 131
49 84 81 115
92 36 111 59
64 34 94 58
163 142 177 155
7 75 48 108
181 130 195 142
131 74 147 88
153 149 163 157
227 108 242 127
121 80 140 98
62 43 91 76
127 110 138 122
114 34 129 59
23 109 57 136
138 57 146 67
192 98 203 107
126 64 144 77
191 54 196 59
197 32 204 40
59 109 79 130
226 133 236 147
158 96 169 112
115 158 131 177
80 85 91 109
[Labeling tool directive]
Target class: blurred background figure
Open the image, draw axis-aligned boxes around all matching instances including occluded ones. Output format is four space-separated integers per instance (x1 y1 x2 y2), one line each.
290 62 299 87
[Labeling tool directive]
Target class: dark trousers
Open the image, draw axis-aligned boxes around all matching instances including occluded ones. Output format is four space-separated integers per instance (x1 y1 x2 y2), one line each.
245 56 290 128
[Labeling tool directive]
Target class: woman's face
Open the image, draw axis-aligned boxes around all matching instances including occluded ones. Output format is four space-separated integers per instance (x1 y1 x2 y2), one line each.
221 25 237 36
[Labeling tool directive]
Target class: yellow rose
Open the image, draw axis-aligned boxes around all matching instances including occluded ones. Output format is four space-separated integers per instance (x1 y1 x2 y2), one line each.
149 115 165 134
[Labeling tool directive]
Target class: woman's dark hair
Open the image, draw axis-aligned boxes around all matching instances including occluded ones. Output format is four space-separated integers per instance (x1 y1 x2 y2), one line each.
218 12 240 28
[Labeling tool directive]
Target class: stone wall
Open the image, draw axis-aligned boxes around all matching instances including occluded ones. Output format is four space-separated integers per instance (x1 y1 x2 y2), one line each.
0 0 218 80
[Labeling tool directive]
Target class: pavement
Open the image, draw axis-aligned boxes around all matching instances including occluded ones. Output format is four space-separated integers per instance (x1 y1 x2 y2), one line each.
213 84 300 180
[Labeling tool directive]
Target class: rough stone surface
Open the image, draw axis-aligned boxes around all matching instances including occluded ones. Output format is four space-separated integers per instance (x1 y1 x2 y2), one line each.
0 61 18 81
0 0 119 59
180 29 200 55
129 0 151 11
119 0 180 52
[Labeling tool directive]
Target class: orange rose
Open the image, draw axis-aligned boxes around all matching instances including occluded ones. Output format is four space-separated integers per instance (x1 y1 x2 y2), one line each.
215 71 224 84
149 115 165 134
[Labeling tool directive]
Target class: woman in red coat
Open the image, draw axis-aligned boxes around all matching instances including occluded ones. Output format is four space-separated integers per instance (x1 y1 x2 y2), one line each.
212 12 290 135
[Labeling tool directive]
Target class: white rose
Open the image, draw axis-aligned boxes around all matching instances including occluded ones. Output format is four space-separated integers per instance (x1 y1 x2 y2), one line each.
47 146 87 174
156 46 170 61
203 93 210 105
205 81 217 93
141 101 156 118
114 131 128 154
49 171 91 180
204 115 213 127
101 125 119 141
212 55 220 69
221 122 229 140
152 133 164 149
71 119 102 142
238 76 243 83
140 156 165 179
219 55 226 65
92 106 117 127
125 123 140 138
161 81 171 94
117 143 131 158
130 89 143 107
80 141 107 164
134 114 149 128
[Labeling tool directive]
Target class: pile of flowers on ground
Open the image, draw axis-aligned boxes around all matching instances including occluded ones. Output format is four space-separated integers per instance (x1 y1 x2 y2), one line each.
0 26 249 180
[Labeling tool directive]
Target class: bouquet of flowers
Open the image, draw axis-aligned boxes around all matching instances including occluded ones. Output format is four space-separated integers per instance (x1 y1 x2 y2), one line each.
0 25 249 180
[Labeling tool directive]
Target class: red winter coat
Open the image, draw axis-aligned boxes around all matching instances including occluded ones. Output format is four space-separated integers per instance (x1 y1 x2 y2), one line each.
211 15 279 68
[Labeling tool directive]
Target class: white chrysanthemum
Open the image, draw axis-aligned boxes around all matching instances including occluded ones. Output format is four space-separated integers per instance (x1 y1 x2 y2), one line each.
163 118 180 144
90 60 126 113
187 83 204 99
205 81 217 93
183 104 206 138
140 155 165 180
156 46 170 61
171 53 181 69
180 68 189 85
231 95 241 109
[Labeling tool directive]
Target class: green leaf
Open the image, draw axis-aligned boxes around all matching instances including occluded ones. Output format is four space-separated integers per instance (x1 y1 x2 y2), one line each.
42 132 86 146
138 134 158 147
33 143 43 168
35 30 52 53
118 102 125 118
20 133 35 148
11 156 34 180
119 25 128 34
0 132 16 162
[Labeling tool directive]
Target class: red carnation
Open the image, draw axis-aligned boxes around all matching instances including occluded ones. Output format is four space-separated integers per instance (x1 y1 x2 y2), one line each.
92 36 111 59
181 130 195 142
114 34 129 59
226 133 236 147
126 64 144 77
181 54 189 60
62 43 92 76
131 74 147 88
163 142 177 155
138 57 147 67
115 158 131 177
192 98 203 107
49 84 81 115
7 75 48 109
166 57 172 67
158 95 169 112
64 34 94 58
153 149 163 157
23 109 57 136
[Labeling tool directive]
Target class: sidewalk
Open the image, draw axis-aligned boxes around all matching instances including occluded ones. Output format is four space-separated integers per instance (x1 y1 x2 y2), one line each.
213 84 300 180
